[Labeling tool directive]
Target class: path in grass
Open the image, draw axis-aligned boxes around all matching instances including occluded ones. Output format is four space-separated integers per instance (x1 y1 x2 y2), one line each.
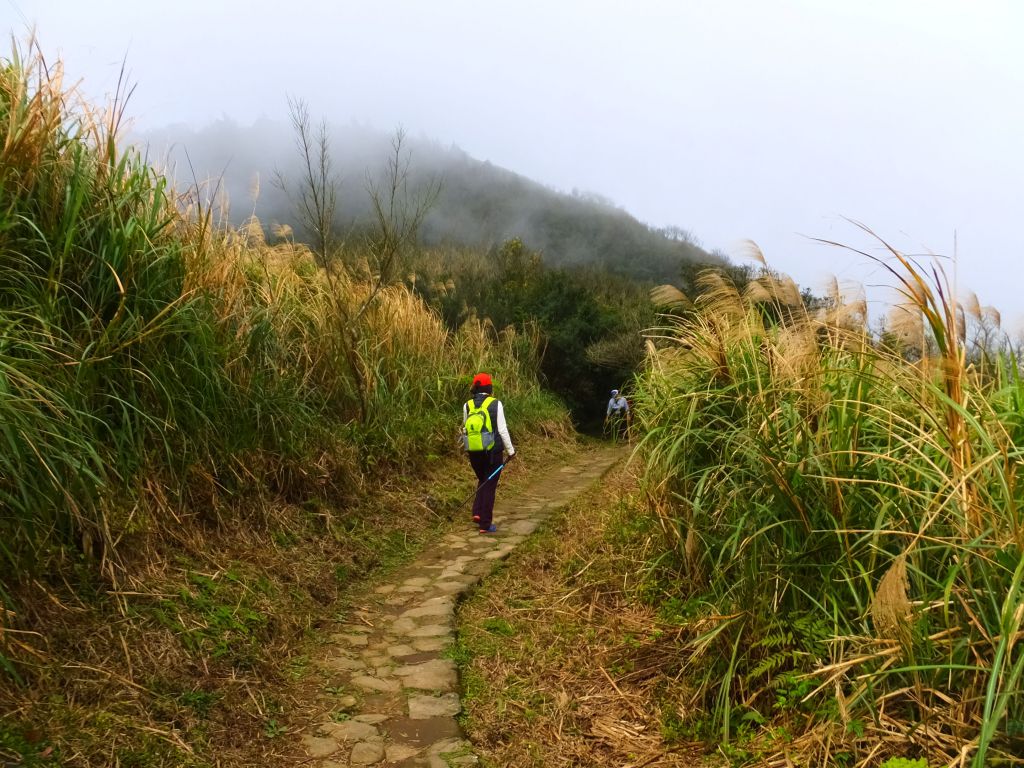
297 446 623 767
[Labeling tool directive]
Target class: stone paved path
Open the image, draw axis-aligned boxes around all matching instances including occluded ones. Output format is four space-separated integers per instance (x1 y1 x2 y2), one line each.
299 447 622 767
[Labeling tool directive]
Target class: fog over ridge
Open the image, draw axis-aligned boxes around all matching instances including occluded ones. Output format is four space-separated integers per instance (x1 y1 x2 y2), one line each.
137 117 719 283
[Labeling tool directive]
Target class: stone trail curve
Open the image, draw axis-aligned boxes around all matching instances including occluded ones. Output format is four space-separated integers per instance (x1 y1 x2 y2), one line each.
299 447 623 767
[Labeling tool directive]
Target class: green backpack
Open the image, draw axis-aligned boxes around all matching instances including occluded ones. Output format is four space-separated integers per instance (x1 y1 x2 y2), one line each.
463 396 496 452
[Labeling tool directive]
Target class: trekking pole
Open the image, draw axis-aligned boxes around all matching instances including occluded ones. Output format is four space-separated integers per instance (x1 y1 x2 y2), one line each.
453 455 515 515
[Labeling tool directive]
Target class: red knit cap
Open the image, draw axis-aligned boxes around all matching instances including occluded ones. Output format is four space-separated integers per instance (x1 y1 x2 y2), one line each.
472 372 492 388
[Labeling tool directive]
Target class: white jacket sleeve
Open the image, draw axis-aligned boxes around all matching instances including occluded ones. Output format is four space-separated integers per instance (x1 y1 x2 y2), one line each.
495 401 515 455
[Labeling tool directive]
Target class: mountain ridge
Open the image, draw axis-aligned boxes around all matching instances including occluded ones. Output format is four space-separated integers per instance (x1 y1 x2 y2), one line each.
139 118 723 282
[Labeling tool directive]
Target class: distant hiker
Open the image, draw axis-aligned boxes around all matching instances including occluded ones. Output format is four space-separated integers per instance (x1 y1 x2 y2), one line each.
462 372 515 533
605 389 630 442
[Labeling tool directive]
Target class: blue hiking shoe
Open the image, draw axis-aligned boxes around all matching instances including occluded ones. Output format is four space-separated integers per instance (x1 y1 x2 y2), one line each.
479 524 497 534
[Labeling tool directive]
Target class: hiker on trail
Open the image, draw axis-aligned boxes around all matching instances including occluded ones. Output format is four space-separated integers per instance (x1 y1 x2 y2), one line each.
462 372 515 534
605 389 630 442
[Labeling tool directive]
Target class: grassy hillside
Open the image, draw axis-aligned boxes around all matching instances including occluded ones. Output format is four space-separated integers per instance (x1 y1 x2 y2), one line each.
0 42 571 766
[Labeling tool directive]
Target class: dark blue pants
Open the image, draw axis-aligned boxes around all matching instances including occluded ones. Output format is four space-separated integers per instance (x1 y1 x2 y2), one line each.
468 450 503 529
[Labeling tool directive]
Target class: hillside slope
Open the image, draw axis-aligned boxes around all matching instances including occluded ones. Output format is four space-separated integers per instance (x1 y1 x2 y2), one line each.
140 118 721 283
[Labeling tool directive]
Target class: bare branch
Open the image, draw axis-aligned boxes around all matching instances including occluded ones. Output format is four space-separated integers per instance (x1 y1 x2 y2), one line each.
354 127 441 324
273 96 339 265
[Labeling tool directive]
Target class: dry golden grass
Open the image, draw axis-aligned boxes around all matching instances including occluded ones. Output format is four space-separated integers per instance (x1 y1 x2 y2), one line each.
869 554 912 647
457 461 722 768
2 433 572 768
634 238 1024 766
2 439 539 766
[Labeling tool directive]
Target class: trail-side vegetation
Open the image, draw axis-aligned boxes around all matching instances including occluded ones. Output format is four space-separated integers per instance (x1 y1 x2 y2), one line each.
633 241 1024 766
456 246 1024 768
455 462 714 768
0 42 569 766
403 237 658 423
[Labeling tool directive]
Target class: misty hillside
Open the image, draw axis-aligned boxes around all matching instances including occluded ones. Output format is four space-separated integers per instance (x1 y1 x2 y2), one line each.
140 118 721 282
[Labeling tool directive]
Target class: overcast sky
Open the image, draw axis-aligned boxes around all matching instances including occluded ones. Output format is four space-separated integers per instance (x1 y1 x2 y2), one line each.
6 0 1024 324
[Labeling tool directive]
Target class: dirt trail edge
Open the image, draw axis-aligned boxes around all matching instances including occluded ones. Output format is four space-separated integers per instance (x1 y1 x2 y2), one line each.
298 447 624 767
